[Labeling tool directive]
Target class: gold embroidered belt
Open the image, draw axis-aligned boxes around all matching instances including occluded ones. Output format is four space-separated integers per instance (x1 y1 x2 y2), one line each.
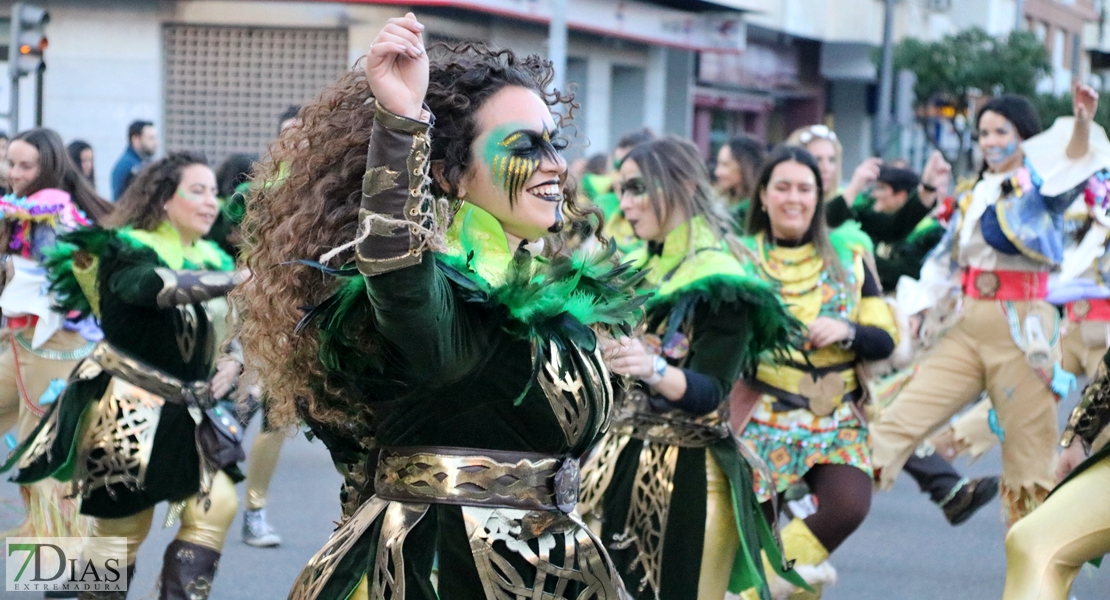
615 412 729 448
88 342 213 409
373 446 580 513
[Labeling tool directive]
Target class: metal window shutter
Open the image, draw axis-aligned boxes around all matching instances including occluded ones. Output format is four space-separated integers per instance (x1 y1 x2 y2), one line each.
162 24 349 165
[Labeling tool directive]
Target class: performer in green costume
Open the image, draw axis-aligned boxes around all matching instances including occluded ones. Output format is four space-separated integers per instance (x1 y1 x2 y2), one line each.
579 136 805 600
237 14 644 599
4 152 244 599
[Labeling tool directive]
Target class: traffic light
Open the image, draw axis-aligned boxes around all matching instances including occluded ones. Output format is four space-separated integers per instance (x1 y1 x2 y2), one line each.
9 3 49 79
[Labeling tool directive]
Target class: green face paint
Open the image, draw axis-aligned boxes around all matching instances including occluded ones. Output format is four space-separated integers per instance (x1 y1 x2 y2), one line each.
481 122 569 233
482 123 566 203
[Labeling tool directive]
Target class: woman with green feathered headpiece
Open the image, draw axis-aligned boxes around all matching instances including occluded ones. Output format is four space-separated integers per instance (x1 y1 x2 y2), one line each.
578 135 805 600
735 145 899 598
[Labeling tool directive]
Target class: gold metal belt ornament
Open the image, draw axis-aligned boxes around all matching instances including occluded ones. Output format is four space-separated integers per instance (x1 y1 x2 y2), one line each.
617 412 729 447
611 388 729 448
374 446 581 513
89 342 212 409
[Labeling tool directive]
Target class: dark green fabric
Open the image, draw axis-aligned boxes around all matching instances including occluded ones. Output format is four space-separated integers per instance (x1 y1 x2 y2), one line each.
825 190 937 291
302 248 640 599
874 220 945 290
826 191 931 244
730 199 751 236
595 287 791 599
6 229 241 519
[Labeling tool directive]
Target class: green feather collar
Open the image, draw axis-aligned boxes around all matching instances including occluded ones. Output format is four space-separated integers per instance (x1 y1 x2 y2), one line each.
119 221 234 271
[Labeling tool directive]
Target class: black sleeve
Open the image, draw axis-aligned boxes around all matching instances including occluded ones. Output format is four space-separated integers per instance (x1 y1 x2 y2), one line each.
665 369 721 415
850 325 895 360
825 194 852 229
850 266 895 360
859 261 882 297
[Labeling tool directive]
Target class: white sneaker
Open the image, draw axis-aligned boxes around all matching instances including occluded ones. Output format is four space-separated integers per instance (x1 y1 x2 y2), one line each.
242 508 281 547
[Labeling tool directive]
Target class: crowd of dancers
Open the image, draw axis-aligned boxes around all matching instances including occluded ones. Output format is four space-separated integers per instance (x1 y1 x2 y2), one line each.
1 11 1108 600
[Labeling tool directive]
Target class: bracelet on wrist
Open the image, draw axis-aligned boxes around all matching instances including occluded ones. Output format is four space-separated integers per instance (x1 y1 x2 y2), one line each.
920 182 937 193
641 355 668 386
838 323 857 349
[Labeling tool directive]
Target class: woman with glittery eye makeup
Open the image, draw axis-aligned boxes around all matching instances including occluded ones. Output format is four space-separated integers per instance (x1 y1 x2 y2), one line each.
866 85 1110 555
4 152 246 598
582 136 806 600
235 13 643 600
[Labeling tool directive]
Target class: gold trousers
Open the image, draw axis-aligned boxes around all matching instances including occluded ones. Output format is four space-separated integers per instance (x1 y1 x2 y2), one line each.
698 452 740 600
88 470 238 565
869 299 1058 524
1002 456 1110 600
245 427 286 510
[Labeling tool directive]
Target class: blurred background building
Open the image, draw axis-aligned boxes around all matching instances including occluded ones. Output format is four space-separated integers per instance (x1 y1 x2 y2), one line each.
0 0 1104 198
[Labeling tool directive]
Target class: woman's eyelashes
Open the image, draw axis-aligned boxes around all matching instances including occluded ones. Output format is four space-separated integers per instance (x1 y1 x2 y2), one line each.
493 127 565 201
622 178 647 196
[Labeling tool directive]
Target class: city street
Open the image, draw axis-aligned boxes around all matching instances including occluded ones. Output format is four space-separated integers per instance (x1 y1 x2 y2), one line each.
3 416 1108 599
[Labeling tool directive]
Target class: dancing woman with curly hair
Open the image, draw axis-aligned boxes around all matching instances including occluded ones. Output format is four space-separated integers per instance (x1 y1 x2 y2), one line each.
237 14 643 599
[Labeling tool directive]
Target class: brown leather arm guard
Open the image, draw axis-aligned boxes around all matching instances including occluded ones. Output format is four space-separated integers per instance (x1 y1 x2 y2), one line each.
355 101 436 277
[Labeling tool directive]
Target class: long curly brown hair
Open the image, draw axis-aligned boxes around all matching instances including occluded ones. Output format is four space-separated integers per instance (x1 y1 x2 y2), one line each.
236 43 590 429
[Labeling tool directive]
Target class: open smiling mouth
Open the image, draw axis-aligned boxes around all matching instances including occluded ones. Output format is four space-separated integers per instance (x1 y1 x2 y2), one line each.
526 179 563 202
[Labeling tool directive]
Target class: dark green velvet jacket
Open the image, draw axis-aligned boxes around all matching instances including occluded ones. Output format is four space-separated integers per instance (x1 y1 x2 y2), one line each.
4 224 239 518
288 103 643 600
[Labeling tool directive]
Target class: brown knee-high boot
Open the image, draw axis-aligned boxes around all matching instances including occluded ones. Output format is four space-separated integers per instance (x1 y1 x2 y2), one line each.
158 541 220 600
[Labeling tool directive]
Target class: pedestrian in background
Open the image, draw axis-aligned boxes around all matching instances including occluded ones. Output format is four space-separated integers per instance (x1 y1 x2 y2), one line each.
110 120 157 200
67 139 96 187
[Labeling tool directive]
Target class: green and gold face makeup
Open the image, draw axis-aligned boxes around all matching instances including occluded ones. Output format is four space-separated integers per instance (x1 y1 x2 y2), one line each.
482 122 569 232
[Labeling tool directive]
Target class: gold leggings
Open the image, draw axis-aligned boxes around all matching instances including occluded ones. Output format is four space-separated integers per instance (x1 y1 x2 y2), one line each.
245 427 286 510
1002 456 1110 600
88 471 238 565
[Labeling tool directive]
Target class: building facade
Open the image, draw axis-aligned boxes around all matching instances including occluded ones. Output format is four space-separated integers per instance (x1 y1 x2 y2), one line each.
1 0 749 198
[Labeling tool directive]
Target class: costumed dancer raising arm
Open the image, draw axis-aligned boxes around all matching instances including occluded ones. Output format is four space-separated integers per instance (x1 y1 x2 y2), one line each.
578 137 804 600
236 13 643 599
868 86 1110 525
0 128 111 544
736 146 899 599
4 152 244 599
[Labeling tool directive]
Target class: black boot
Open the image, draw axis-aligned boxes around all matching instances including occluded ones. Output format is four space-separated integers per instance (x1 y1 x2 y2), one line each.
158 541 220 600
75 563 135 600
942 476 1001 525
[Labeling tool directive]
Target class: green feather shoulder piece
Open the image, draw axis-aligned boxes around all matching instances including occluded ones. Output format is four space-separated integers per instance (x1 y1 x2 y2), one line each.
43 227 116 319
636 217 805 373
828 220 874 267
307 241 647 376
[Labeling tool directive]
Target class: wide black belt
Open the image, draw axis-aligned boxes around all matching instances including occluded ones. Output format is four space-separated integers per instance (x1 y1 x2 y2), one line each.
374 445 580 513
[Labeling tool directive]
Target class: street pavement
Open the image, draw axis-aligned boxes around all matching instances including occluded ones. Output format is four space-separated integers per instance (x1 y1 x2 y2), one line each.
3 418 1109 599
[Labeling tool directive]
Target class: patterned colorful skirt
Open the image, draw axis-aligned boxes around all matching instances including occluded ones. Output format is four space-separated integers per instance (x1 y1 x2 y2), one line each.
740 398 871 501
